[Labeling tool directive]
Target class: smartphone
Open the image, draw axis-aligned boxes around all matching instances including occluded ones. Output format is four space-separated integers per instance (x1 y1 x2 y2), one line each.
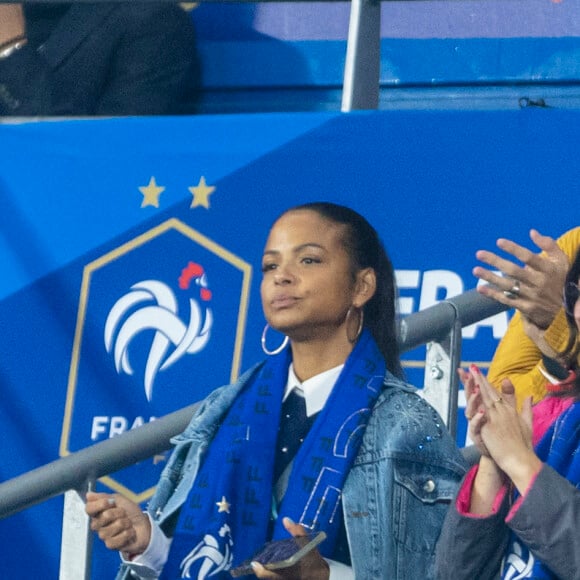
229 531 327 577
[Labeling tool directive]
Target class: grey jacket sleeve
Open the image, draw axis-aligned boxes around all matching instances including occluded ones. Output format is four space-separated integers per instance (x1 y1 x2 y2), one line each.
436 463 580 580
508 464 580 580
434 473 510 580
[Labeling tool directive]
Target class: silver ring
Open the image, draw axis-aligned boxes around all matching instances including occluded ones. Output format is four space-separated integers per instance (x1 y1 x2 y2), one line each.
503 279 520 300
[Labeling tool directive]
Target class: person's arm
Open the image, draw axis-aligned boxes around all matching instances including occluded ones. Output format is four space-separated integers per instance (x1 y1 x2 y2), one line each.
436 367 545 579
119 514 171 579
506 465 580 580
468 456 507 515
487 310 570 404
435 472 510 580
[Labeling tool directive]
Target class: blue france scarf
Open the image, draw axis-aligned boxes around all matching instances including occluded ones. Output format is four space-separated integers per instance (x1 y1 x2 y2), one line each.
160 329 385 579
501 400 580 580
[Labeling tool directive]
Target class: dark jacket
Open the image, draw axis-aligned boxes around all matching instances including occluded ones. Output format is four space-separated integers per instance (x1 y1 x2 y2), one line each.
435 464 580 580
0 3 199 116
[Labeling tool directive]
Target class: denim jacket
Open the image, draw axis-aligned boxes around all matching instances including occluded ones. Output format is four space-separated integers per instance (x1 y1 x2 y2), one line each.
118 362 466 580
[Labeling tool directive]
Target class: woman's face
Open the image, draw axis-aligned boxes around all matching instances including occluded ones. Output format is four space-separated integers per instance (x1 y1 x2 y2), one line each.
260 209 367 341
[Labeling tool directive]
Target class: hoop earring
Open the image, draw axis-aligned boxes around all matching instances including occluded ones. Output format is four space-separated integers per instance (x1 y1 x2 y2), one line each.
345 307 364 343
261 324 289 355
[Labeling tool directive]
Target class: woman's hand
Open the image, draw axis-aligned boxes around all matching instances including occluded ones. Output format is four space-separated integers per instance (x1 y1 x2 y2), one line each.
461 368 520 457
473 229 569 331
251 518 329 580
85 492 152 557
460 367 490 458
469 367 542 494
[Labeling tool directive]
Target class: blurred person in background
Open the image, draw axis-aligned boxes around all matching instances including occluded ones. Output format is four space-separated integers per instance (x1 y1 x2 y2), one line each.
0 2 200 116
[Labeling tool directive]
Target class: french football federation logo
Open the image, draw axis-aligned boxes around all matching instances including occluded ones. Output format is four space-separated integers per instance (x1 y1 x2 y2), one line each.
180 524 234 579
62 218 251 500
104 261 213 402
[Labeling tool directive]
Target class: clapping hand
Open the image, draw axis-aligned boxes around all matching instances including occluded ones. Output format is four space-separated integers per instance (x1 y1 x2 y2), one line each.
462 367 519 457
464 366 541 494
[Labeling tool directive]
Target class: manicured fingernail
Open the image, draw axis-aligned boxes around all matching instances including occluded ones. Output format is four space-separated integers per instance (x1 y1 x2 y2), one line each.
470 364 480 374
283 516 295 525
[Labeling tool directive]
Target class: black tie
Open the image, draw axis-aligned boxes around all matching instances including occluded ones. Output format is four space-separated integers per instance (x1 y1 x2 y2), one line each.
273 389 316 483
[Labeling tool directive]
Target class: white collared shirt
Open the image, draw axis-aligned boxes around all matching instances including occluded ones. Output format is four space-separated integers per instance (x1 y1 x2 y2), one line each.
284 363 344 417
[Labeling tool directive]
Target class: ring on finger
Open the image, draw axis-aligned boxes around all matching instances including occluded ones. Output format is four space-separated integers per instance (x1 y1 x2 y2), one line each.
503 279 520 300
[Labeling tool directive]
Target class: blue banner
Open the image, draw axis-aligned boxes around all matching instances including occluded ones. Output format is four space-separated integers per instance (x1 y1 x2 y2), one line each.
0 109 577 576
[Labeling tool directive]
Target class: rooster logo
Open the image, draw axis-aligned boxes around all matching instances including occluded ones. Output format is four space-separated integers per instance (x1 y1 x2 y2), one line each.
502 539 535 579
180 524 234 579
104 262 213 401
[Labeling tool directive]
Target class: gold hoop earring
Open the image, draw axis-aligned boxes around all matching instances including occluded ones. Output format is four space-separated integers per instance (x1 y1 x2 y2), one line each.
261 324 289 355
345 307 364 343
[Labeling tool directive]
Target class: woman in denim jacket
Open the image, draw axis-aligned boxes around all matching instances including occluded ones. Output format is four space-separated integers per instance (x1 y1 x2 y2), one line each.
87 202 466 579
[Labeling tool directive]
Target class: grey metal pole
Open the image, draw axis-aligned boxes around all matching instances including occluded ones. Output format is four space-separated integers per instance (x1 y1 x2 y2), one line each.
402 288 509 439
399 289 508 352
0 402 200 519
341 0 381 111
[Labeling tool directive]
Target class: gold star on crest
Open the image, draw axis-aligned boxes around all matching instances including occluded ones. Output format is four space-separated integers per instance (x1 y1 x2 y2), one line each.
189 176 215 209
139 177 165 208
216 496 231 513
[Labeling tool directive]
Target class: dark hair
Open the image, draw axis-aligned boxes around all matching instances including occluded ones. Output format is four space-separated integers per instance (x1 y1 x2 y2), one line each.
561 246 580 396
282 201 404 378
